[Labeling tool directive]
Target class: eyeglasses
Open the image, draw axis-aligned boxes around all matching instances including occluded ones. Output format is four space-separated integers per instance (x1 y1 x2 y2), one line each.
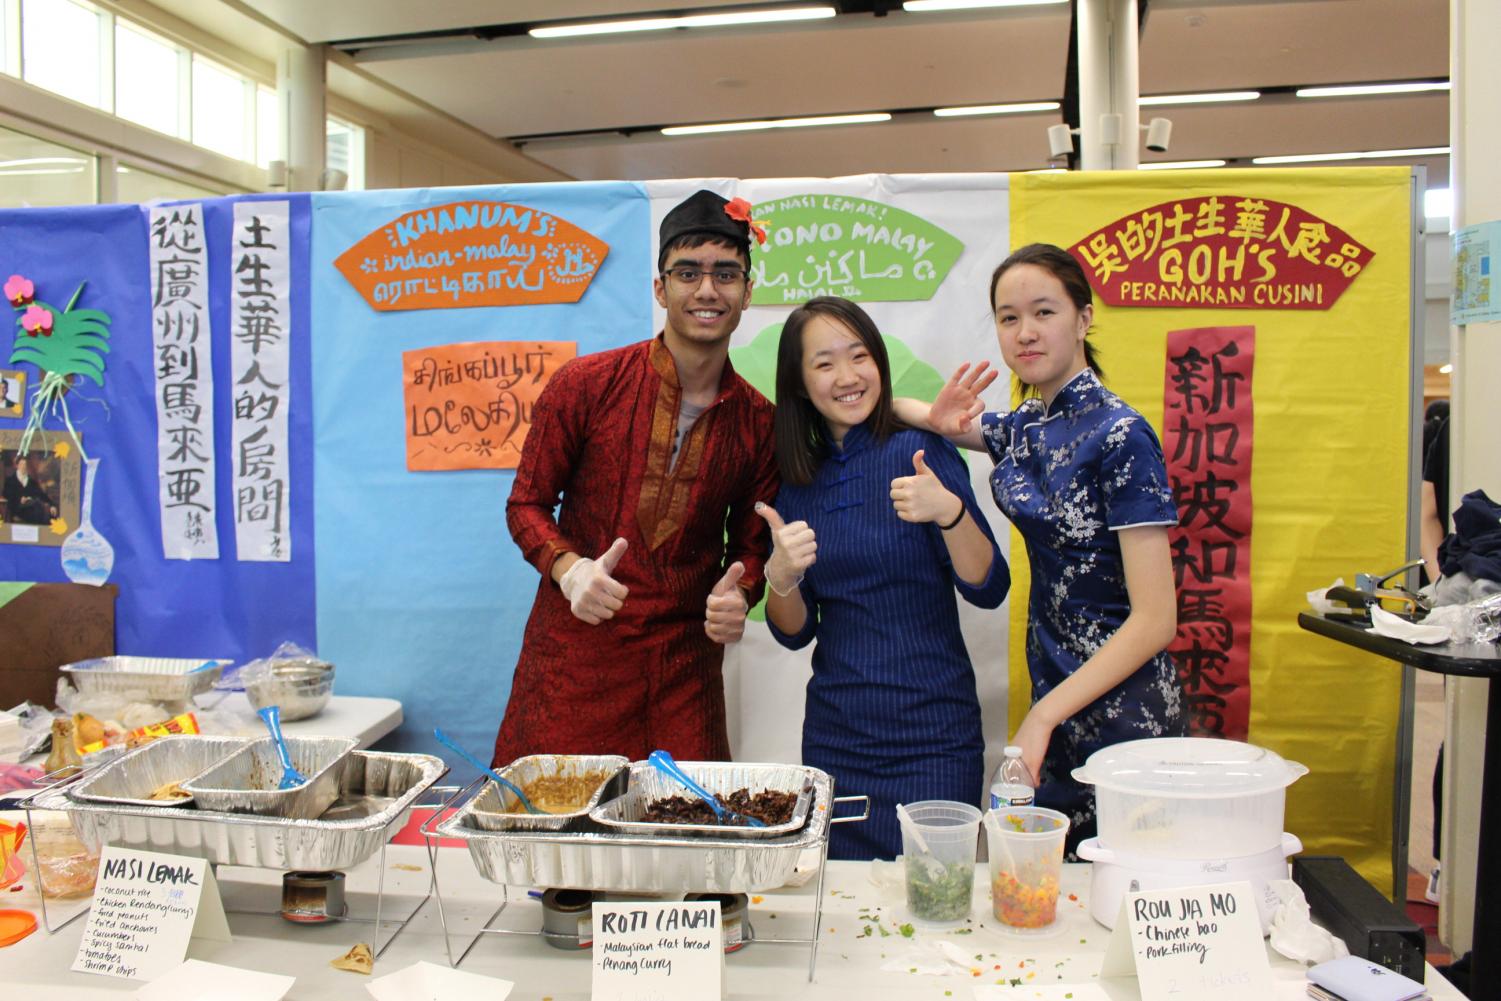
661 266 749 289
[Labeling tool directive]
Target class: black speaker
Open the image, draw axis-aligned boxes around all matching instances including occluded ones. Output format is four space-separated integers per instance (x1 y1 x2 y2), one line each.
1291 855 1426 980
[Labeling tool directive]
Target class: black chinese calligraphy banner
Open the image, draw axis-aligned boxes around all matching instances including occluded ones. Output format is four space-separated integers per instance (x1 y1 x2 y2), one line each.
1164 326 1254 740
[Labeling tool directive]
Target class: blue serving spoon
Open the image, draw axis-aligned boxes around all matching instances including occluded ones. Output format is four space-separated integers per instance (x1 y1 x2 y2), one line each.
432 728 543 815
256 705 308 790
647 749 765 828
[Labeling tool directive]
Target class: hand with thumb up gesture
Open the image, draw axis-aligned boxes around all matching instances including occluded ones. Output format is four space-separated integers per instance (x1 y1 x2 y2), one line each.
756 501 817 596
890 449 965 527
704 562 749 645
557 537 630 625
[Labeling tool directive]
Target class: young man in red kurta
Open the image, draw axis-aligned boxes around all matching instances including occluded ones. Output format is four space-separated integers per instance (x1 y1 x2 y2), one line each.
493 190 780 765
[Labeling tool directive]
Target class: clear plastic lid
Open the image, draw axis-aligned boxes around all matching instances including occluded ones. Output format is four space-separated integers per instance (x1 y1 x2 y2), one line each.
1071 737 1308 798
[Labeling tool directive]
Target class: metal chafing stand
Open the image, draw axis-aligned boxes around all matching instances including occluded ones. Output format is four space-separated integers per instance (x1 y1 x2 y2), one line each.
422 764 867 981
15 742 449 966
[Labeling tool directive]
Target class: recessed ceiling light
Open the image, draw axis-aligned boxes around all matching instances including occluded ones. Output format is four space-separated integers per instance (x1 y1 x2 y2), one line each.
1252 146 1449 164
1139 91 1260 106
933 101 1060 117
904 0 1065 9
1439 363 1453 374
1138 159 1228 170
1295 81 1450 98
662 113 892 136
531 5 835 39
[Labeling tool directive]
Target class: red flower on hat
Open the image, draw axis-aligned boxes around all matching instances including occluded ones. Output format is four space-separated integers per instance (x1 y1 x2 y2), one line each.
724 197 768 246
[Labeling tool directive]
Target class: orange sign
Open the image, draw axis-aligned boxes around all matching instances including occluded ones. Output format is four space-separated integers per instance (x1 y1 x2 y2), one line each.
1071 195 1374 309
403 340 576 471
335 201 608 311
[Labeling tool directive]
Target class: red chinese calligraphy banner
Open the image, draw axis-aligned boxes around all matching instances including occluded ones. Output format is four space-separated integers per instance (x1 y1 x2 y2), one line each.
403 340 576 471
335 201 608 311
1163 326 1255 740
1071 195 1374 310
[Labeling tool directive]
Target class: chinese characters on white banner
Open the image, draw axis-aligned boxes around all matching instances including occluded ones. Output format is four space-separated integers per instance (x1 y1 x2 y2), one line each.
149 204 219 560
230 201 292 562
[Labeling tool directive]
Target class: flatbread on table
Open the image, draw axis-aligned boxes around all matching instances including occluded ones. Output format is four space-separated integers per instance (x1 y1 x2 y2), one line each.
330 942 373 974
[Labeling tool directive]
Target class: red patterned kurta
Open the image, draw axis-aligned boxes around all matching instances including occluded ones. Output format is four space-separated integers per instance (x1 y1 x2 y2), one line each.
492 334 778 766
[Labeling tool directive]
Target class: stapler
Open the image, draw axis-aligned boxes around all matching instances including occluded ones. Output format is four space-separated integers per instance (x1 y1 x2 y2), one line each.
1325 559 1431 623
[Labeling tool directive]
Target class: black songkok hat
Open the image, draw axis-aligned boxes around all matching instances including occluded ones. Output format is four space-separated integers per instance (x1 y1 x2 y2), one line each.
658 189 752 261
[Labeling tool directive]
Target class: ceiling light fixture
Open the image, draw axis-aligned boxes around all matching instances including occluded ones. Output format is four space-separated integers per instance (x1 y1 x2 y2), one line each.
1252 146 1449 165
662 112 892 136
1439 363 1453 375
1138 159 1227 170
904 0 1065 10
1295 81 1450 98
531 5 835 38
933 101 1060 118
1139 91 1260 106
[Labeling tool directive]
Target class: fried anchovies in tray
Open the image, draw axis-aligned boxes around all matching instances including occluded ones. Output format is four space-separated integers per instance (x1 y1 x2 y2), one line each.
642 788 798 826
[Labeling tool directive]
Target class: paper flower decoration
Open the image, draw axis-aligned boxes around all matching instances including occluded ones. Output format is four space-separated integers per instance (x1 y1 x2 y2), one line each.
50 517 69 536
4 275 34 306
724 197 769 246
20 304 53 336
53 441 71 459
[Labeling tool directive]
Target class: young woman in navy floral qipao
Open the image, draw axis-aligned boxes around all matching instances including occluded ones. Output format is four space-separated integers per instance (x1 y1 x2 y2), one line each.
901 244 1183 855
756 297 1010 861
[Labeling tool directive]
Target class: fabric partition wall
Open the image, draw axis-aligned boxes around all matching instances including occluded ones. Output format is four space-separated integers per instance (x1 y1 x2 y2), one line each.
1010 167 1414 891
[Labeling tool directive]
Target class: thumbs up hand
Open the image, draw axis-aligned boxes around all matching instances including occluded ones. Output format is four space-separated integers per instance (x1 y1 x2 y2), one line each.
756 501 817 596
705 562 748 645
890 449 964 526
558 537 630 624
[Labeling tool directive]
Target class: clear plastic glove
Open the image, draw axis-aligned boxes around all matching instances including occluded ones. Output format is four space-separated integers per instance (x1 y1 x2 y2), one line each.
558 538 629 624
704 562 748 644
929 361 997 436
890 449 962 525
756 501 817 596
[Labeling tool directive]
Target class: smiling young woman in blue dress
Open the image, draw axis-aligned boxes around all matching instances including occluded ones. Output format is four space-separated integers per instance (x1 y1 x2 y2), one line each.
898 243 1184 855
757 296 1010 861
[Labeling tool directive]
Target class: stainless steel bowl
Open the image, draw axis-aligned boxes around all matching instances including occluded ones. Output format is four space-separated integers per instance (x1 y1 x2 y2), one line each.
245 659 335 721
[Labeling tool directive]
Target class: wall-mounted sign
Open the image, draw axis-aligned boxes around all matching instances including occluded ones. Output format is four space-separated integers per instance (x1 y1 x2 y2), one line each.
1071 195 1374 310
335 201 608 312
749 194 963 305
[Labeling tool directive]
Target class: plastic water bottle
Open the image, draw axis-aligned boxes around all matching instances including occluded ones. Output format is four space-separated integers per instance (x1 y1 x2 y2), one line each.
989 745 1035 810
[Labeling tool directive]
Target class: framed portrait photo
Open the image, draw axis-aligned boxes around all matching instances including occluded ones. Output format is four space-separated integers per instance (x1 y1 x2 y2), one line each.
0 369 24 419
0 430 81 547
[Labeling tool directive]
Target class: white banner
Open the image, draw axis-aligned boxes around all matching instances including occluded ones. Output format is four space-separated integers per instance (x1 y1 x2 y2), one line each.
229 200 293 562
149 203 218 560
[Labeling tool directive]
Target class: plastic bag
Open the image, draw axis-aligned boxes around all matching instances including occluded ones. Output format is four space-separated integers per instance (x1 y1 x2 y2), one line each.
1266 879 1349 965
229 640 321 690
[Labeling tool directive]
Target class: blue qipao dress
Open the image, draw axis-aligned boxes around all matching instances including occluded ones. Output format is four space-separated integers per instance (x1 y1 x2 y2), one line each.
768 423 1010 860
980 369 1185 853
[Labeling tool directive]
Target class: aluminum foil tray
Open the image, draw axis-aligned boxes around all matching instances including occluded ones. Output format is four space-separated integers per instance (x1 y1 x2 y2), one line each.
182 735 356 819
61 656 230 701
34 751 445 870
68 735 249 808
468 754 628 832
591 761 815 840
437 766 832 893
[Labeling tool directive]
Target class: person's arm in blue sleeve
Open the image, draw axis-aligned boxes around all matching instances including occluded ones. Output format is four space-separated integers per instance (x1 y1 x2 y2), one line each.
921 434 1009 608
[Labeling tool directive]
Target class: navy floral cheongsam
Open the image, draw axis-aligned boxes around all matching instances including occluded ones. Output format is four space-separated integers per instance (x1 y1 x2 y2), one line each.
979 369 1185 854
768 424 1010 861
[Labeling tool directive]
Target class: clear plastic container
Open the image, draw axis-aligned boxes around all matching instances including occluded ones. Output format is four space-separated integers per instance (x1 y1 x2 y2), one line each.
985 806 1069 933
989 745 1035 810
899 800 981 927
1071 737 1308 859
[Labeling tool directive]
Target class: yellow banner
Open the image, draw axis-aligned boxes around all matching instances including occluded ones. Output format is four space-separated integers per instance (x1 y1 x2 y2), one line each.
1009 167 1413 893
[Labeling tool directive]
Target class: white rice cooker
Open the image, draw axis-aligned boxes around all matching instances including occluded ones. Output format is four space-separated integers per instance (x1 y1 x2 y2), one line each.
1071 737 1309 933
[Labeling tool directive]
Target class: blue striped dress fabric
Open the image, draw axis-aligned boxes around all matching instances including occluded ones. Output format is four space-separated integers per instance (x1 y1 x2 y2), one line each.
768 424 1009 860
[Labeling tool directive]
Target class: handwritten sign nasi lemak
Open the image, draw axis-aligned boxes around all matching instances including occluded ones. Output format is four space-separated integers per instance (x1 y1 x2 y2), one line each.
592 899 723 1001
749 194 963 305
1100 880 1272 1000
1071 195 1374 310
72 846 230 981
335 201 609 311
403 340 576 471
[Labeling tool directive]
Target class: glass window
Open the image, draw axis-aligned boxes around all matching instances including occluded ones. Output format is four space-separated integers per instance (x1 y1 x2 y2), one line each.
191 54 250 161
256 84 279 168
326 116 365 190
114 20 181 137
0 123 95 207
21 0 105 109
115 163 219 204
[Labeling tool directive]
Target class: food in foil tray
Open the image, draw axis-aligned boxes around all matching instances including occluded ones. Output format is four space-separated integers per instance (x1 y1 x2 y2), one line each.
147 780 190 802
506 771 611 814
643 787 798 827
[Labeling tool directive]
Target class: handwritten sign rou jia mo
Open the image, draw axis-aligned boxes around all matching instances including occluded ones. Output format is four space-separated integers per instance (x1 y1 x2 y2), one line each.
334 200 609 311
403 340 576 471
1071 195 1374 310
591 900 724 1001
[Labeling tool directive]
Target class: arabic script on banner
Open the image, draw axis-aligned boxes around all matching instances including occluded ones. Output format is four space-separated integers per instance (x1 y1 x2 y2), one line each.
749 194 963 305
333 201 609 311
1072 196 1374 309
1164 326 1255 739
403 340 576 471
230 201 292 562
149 204 218 560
